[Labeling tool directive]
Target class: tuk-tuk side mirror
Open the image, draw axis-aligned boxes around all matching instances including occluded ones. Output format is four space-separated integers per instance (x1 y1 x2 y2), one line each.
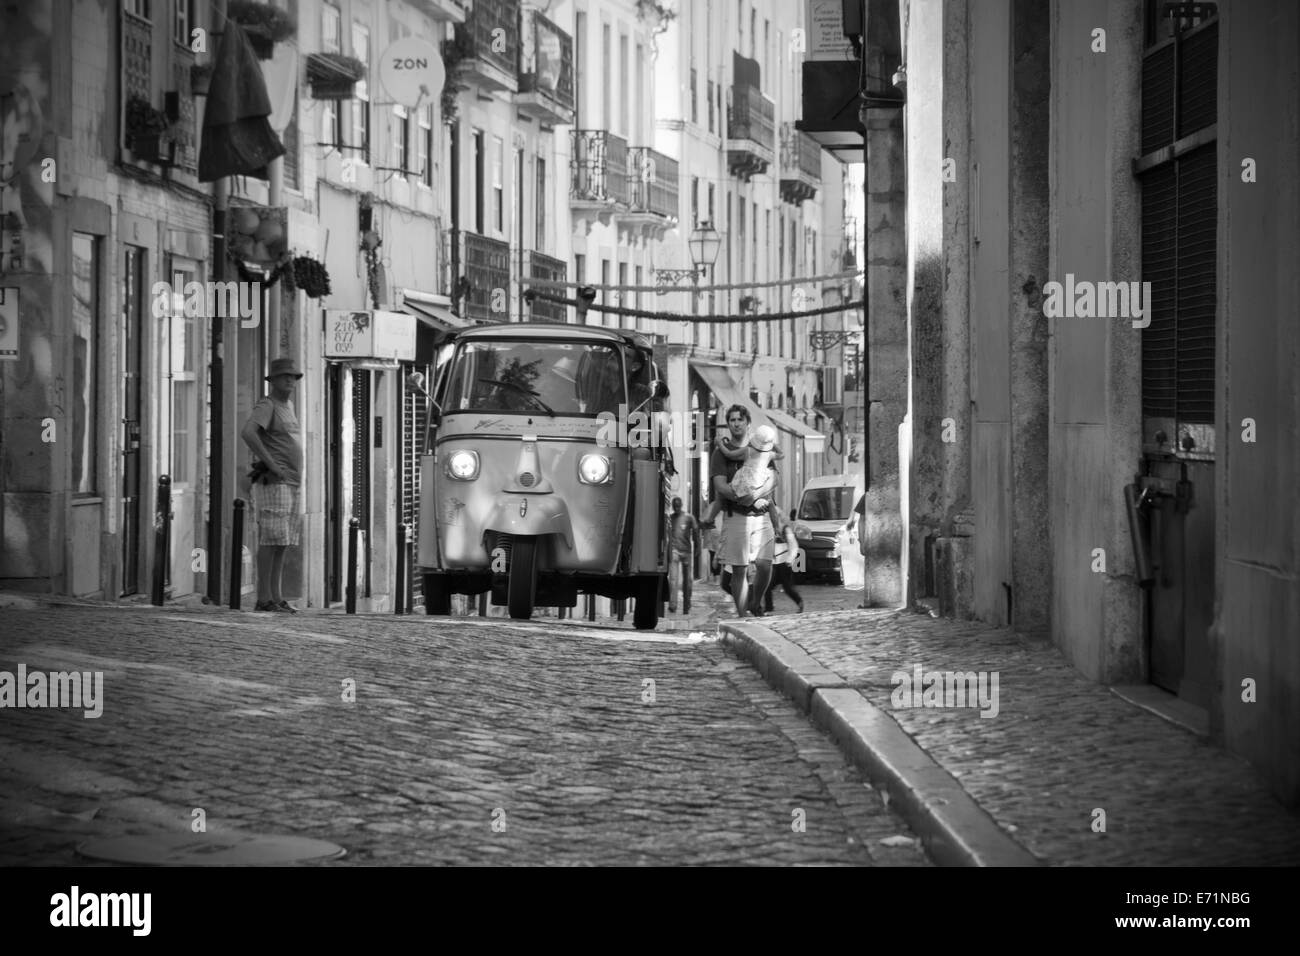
651 379 669 400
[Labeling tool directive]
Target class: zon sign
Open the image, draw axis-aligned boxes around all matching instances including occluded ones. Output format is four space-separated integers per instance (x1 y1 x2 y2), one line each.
324 310 416 362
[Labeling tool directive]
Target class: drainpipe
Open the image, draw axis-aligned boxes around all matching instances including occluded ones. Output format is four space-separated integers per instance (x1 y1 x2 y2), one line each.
206 0 228 605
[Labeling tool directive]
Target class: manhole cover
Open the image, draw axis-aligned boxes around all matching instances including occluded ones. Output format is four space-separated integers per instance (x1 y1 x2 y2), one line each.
76 832 346 866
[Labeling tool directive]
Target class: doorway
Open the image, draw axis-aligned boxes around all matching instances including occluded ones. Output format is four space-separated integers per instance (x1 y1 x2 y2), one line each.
120 246 146 595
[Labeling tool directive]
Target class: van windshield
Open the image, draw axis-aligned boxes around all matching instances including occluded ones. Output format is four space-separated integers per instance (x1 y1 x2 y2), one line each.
798 487 857 521
442 340 631 416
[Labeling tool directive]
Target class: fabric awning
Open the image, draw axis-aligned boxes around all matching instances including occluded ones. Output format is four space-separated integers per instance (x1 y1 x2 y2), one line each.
398 289 464 331
691 362 770 431
766 407 827 454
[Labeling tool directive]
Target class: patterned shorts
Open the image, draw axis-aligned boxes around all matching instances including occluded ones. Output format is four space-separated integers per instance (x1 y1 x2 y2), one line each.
719 512 774 567
251 482 302 546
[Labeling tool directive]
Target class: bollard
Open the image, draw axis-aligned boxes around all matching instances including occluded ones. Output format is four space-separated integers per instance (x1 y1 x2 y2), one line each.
478 592 488 616
346 517 359 614
586 593 596 621
407 536 415 613
150 475 171 606
395 524 407 615
229 499 245 610
615 598 626 622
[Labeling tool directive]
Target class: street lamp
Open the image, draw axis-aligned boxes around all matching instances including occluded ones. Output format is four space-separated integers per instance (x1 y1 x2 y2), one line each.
655 221 722 291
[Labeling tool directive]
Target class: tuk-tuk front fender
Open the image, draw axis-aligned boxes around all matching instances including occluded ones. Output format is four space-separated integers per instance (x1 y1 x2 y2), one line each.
483 495 574 550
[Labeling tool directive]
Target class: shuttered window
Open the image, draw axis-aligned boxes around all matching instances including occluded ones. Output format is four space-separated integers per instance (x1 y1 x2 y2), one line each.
1138 5 1217 429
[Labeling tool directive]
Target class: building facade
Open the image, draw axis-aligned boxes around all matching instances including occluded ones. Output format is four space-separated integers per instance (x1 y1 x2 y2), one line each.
899 0 1300 807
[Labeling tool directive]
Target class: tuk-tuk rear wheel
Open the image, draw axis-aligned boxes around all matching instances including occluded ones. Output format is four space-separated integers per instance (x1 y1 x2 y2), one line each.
423 573 451 615
508 537 538 619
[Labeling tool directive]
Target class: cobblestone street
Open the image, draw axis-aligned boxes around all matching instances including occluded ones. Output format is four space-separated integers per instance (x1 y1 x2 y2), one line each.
0 587 929 867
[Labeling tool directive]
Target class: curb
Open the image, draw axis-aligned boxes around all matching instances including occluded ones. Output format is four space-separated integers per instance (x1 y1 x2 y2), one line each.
719 620 1041 867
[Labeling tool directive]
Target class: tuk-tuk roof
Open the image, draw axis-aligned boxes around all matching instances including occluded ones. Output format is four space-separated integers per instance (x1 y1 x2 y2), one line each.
449 322 652 350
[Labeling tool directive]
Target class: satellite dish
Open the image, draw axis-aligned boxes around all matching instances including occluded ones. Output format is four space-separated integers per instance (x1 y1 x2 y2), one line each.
379 38 445 110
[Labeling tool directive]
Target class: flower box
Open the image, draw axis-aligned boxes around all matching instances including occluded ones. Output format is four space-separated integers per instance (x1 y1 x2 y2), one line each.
306 52 366 100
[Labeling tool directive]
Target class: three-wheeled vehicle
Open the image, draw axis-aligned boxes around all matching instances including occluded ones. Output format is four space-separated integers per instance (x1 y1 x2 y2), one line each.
416 323 672 629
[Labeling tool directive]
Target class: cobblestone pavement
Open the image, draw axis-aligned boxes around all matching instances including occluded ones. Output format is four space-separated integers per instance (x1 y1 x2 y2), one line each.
748 603 1300 866
0 597 930 867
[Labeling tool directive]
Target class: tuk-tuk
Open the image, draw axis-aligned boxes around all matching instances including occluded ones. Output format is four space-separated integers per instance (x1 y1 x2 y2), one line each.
416 323 671 629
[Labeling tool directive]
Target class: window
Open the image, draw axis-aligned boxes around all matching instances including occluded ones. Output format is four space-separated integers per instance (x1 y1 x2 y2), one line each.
71 233 100 495
618 262 628 327
418 105 433 187
125 0 151 21
636 44 645 142
473 129 485 233
574 253 586 322
750 9 757 59
690 67 698 124
633 265 642 329
619 33 629 137
691 176 700 227
322 4 340 52
168 260 199 486
492 135 504 234
600 259 610 325
535 157 546 248
737 198 745 283
707 183 715 223
575 12 587 126
602 23 612 132
752 200 758 281
764 19 770 84
351 23 370 163
173 0 191 47
707 79 715 132
394 105 410 175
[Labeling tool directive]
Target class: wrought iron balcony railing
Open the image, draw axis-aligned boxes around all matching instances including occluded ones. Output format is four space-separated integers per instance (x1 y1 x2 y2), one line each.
525 250 567 322
726 80 775 179
462 230 511 324
570 129 628 205
627 147 679 219
456 0 519 91
780 124 822 204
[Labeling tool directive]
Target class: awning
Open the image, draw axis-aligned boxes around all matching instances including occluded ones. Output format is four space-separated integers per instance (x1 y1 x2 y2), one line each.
766 407 827 455
691 362 770 431
398 288 463 331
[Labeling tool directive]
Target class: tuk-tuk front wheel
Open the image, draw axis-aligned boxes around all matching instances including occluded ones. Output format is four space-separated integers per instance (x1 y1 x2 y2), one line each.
632 574 661 631
508 537 538 620
423 573 451 615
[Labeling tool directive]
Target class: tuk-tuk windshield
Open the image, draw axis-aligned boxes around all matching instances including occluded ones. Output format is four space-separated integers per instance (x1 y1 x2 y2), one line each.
443 339 630 416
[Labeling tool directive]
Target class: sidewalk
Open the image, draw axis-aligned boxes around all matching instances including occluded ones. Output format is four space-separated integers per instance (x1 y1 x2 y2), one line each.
719 604 1300 866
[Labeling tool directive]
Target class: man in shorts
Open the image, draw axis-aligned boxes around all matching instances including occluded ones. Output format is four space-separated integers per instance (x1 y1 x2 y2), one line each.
240 357 304 613
712 414 779 617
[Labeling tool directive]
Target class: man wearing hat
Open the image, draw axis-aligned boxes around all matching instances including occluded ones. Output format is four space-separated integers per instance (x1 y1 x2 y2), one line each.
240 357 304 612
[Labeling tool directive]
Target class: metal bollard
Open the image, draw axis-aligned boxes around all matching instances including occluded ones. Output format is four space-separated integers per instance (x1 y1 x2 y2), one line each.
346 517 359 614
586 593 596 621
395 523 407 615
478 592 488 616
615 598 625 622
150 475 171 606
229 499 245 610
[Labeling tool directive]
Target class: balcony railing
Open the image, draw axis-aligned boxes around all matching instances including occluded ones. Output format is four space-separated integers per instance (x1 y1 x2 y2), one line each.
526 251 567 322
571 130 628 205
456 0 519 92
463 230 511 324
627 147 679 219
726 81 775 179
517 7 574 125
780 124 822 204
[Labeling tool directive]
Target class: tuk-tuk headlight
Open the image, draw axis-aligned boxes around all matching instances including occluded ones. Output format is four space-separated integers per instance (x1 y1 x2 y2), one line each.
578 454 612 484
446 450 480 480
793 523 813 541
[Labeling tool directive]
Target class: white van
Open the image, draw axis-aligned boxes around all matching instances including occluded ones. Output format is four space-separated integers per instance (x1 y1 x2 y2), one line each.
792 473 865 583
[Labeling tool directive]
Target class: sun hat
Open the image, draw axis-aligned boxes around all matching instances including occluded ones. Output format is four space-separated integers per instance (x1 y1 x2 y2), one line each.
748 424 777 452
266 357 303 380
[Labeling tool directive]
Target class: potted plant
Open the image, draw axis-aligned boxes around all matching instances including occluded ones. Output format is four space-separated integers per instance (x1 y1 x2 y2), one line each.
125 95 174 165
291 255 332 298
305 52 366 100
190 62 213 96
226 0 297 60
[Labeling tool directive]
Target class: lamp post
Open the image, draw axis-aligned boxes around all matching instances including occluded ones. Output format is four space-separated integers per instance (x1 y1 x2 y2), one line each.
655 220 722 294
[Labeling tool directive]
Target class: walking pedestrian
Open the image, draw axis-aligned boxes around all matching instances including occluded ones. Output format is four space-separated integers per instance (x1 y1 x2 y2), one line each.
666 496 700 614
240 358 304 613
713 417 779 617
764 509 804 613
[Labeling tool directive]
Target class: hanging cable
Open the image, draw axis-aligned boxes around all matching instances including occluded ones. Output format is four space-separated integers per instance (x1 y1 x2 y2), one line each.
523 289 857 324
523 268 862 295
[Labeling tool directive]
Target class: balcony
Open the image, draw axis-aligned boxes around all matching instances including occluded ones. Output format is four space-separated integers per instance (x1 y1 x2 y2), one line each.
409 0 466 22
726 81 775 180
462 230 511 324
525 251 567 322
779 124 822 205
451 0 519 95
570 130 628 227
622 146 679 240
517 7 574 127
